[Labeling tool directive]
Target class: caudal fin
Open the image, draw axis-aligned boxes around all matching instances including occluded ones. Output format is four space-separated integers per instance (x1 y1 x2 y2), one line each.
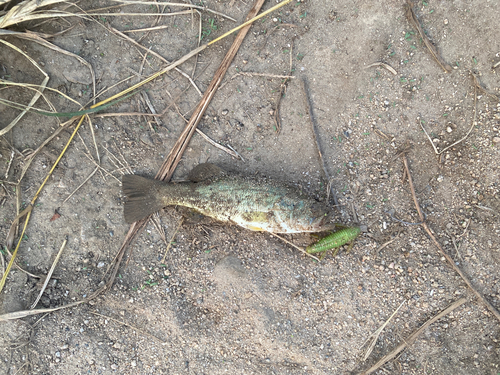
122 175 165 223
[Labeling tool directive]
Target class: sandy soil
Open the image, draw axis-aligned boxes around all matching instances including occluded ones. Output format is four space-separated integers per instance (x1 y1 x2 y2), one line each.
1 0 499 374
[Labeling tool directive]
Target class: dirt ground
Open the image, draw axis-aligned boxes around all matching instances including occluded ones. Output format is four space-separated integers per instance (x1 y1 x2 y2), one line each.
1 0 500 374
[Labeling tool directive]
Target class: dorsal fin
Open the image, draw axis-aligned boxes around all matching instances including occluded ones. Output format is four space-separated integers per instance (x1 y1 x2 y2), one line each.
187 163 223 182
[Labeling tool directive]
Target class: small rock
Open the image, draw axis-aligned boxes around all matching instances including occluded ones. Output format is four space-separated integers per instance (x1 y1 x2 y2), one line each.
97 262 105 268
444 19 449 25
111 364 118 370
221 109 229 116
493 137 500 143
446 126 453 133
131 360 137 367
437 175 444 182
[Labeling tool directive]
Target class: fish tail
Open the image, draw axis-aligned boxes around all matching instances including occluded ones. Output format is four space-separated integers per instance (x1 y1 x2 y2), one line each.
122 175 166 223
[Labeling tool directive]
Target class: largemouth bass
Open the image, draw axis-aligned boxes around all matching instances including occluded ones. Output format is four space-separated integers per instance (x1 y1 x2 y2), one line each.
122 163 336 233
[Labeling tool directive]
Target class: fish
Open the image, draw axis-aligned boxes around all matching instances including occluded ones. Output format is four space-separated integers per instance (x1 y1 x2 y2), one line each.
122 163 336 233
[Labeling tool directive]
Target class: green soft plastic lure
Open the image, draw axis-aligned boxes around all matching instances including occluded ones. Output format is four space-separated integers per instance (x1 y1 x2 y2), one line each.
306 226 361 256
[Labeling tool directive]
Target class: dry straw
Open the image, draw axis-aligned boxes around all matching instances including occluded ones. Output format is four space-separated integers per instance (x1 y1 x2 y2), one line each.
0 0 294 296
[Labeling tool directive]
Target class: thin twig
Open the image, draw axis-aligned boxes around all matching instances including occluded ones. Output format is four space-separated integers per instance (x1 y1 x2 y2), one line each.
161 217 183 263
82 151 121 183
62 167 98 203
114 0 237 21
268 232 320 262
301 77 341 215
109 26 202 96
365 62 397 75
0 300 85 321
360 300 406 361
272 41 294 134
30 237 67 309
141 91 164 128
4 150 14 179
122 24 170 33
405 0 452 72
361 298 467 374
401 153 500 322
375 237 397 255
420 84 477 155
195 129 244 160
231 71 296 80
151 213 169 248
3 245 40 278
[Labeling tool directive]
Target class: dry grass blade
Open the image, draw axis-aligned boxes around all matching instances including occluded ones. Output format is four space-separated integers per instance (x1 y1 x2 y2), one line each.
0 77 81 107
471 71 500 101
109 26 202 97
94 44 206 109
14 29 96 99
2 246 40 278
208 0 292 46
13 118 78 187
360 300 406 361
29 237 67 309
62 167 99 203
114 0 237 21
0 116 86 294
0 39 48 137
0 300 85 321
361 298 467 375
365 61 397 75
420 81 478 155
405 0 452 73
5 205 33 250
0 0 66 28
195 129 243 160
122 24 170 33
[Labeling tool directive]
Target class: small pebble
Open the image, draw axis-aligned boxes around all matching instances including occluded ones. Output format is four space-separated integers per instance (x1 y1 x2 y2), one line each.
221 109 229 116
97 262 105 268
446 126 453 133
444 19 449 25
493 137 500 143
